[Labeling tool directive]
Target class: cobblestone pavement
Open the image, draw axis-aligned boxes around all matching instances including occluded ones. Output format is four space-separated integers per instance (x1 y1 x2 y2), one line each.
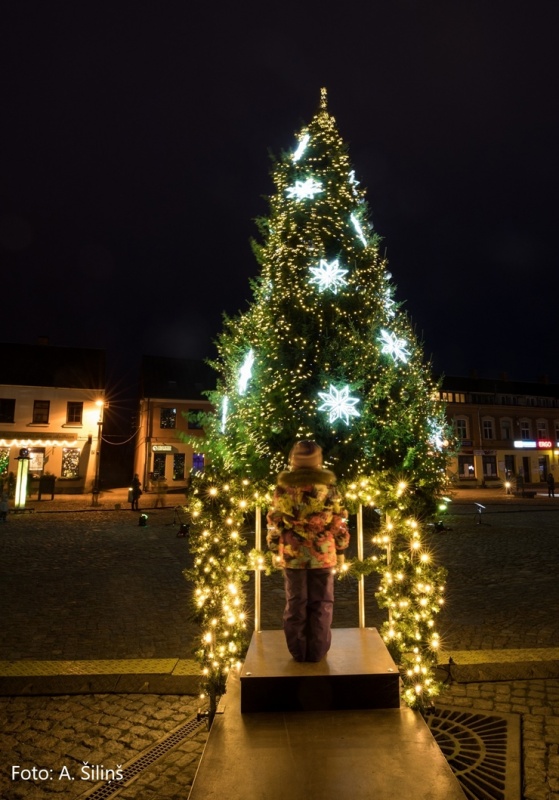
1 489 559 798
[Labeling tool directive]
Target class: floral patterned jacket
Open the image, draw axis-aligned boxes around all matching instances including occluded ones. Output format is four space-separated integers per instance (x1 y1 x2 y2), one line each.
266 467 349 569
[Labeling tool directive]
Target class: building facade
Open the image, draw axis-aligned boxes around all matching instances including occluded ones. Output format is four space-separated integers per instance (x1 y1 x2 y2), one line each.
439 376 559 487
0 342 106 495
133 356 215 491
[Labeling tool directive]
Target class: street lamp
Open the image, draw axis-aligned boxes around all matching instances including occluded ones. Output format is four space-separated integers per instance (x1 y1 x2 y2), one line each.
92 399 105 505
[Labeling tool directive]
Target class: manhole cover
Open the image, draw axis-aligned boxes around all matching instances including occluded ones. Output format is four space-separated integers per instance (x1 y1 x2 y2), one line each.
427 707 520 800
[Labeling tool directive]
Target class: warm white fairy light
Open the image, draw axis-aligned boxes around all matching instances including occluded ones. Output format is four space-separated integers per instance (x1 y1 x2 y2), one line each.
292 133 310 162
237 350 255 395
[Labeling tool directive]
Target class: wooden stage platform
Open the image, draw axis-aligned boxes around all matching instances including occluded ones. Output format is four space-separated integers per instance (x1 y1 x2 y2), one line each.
188 629 465 799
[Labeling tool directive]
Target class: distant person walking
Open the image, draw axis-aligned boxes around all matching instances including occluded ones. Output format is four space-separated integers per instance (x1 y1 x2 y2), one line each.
548 472 556 498
130 474 142 510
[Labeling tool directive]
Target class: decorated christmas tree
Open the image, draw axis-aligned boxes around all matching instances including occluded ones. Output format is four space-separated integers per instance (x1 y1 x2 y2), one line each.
185 89 450 715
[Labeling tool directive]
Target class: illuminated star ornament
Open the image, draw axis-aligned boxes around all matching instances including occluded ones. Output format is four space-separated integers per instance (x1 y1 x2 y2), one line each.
309 259 348 294
379 329 411 364
286 178 324 200
318 384 360 424
237 350 255 395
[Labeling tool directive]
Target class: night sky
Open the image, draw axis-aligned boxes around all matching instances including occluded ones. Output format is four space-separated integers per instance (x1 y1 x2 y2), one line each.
3 1 559 401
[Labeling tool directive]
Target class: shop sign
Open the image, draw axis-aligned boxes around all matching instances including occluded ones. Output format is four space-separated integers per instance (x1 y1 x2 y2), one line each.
537 439 553 449
153 445 173 452
514 440 536 449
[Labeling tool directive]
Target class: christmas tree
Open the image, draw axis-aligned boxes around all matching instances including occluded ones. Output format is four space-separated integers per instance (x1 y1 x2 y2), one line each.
185 89 450 715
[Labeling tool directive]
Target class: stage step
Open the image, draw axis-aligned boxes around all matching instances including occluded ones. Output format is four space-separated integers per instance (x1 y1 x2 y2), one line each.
240 628 401 712
189 668 466 800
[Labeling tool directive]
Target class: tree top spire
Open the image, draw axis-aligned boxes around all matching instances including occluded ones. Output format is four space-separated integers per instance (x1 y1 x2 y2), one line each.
320 87 328 110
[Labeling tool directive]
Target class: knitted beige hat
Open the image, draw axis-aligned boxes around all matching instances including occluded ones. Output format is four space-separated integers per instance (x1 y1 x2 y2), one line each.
289 440 323 469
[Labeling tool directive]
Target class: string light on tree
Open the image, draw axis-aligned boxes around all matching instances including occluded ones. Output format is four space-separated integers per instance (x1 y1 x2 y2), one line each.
309 258 348 294
318 384 361 424
237 350 255 395
220 396 229 434
286 177 324 200
378 329 411 364
350 212 368 246
292 133 310 162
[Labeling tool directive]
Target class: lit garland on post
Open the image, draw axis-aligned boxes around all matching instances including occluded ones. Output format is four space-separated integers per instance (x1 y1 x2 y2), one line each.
182 88 451 717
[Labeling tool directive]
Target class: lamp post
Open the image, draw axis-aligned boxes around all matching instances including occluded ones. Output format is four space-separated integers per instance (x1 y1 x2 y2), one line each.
92 400 105 505
15 448 30 512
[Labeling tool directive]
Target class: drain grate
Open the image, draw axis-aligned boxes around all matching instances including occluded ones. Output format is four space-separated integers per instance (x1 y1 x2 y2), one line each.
80 714 207 800
427 707 520 800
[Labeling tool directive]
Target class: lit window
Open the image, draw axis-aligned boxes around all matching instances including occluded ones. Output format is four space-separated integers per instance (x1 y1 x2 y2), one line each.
192 453 205 472
160 408 176 429
62 448 80 478
173 454 185 480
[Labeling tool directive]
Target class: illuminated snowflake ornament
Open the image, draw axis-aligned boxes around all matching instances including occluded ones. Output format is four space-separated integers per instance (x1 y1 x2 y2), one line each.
318 384 360 424
379 329 411 364
309 259 348 294
286 178 324 200
237 350 255 395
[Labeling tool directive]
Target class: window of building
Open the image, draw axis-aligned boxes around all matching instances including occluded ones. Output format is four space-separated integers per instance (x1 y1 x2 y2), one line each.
454 417 469 440
458 456 475 478
555 421 559 444
192 453 205 472
33 400 50 424
188 409 204 430
504 454 515 478
482 418 495 440
0 447 10 475
440 392 453 402
500 418 512 440
483 455 498 477
536 419 549 439
455 393 466 403
67 402 83 424
519 419 531 440
173 453 185 480
62 448 80 478
153 453 167 478
29 448 45 477
0 399 16 423
160 408 177 429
